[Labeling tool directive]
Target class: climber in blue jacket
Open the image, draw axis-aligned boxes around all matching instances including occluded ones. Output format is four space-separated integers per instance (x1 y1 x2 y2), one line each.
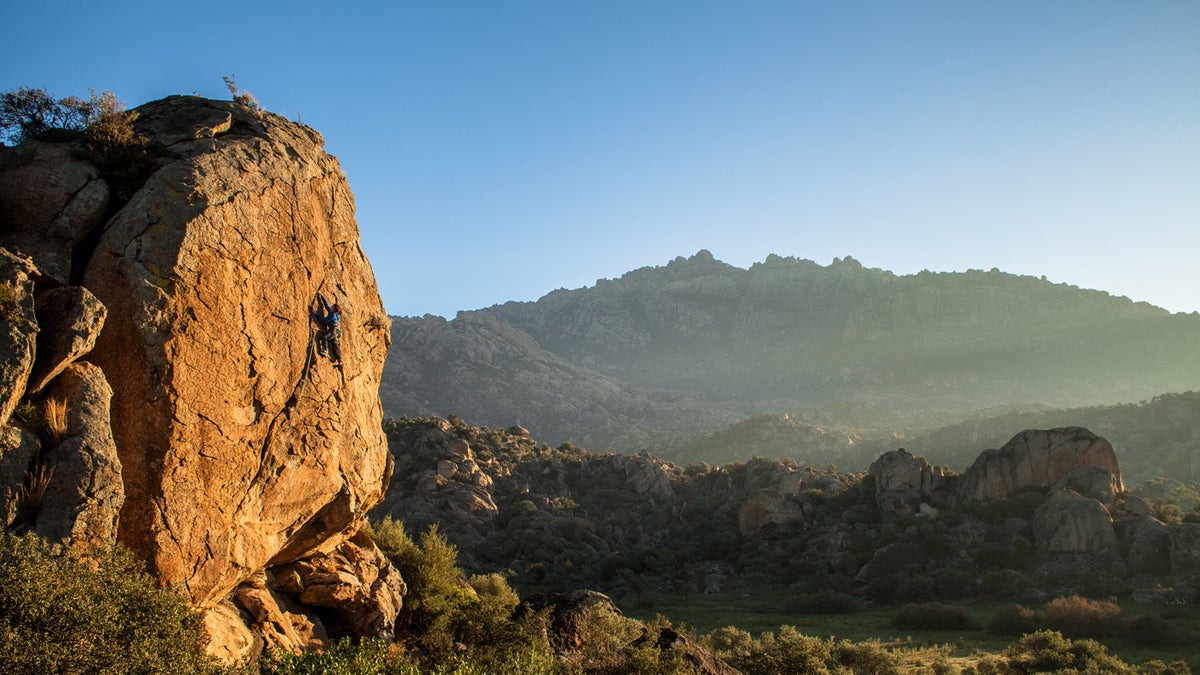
312 293 342 364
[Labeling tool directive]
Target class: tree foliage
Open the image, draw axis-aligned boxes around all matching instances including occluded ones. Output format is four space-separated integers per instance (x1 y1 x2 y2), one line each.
0 86 132 145
0 533 225 675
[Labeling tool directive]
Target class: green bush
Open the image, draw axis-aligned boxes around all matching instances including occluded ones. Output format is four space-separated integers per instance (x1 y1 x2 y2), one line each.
1126 613 1196 649
786 590 861 614
1038 595 1122 639
987 604 1037 636
735 626 834 675
367 518 556 669
891 602 981 631
575 615 700 675
0 533 225 675
0 87 90 143
987 596 1122 640
831 639 900 675
704 624 898 675
369 519 473 658
258 638 414 675
996 630 1135 674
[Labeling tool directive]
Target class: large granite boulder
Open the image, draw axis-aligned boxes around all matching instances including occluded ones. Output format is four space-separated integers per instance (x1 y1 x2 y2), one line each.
957 428 1123 502
1115 515 1170 575
0 141 110 284
77 96 393 607
616 453 675 498
856 541 926 581
269 530 405 641
869 448 950 517
200 600 258 664
1031 489 1121 574
233 572 329 653
33 362 123 551
1053 466 1120 505
27 285 107 395
515 590 623 655
738 488 806 536
631 627 741 675
1167 523 1200 573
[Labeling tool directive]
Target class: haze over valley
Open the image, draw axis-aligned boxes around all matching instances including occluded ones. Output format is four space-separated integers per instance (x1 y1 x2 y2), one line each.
383 250 1200 479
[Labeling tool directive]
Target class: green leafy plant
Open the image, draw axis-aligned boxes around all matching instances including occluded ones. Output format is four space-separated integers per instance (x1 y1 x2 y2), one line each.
0 87 91 143
891 602 980 631
367 518 554 668
0 532 226 674
993 630 1135 674
258 637 415 675
11 399 40 427
1 87 127 145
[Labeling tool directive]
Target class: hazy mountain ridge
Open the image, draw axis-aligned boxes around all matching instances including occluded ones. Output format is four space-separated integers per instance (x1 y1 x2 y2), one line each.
383 250 1200 455
381 311 737 449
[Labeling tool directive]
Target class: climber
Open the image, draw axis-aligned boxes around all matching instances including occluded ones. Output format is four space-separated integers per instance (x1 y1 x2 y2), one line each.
311 293 342 364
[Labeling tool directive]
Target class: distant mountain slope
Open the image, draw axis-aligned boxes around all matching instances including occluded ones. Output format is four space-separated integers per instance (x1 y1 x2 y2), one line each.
383 251 1200 452
381 311 735 449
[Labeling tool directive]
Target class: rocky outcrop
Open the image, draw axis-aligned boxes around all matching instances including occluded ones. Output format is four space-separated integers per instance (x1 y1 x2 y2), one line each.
0 96 400 659
0 423 40 526
33 363 123 551
77 96 392 607
609 453 675 498
1167 523 1200 573
200 601 258 665
869 448 950 517
1116 516 1170 575
1053 466 1119 505
956 428 1123 502
0 248 38 427
738 488 806 536
0 141 110 284
1032 489 1122 575
269 530 405 641
27 286 106 395
631 627 741 675
856 542 926 581
234 573 329 653
375 434 500 546
515 590 623 655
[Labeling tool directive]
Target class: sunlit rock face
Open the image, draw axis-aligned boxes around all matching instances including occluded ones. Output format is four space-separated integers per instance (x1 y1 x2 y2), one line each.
956 427 1123 503
81 96 393 606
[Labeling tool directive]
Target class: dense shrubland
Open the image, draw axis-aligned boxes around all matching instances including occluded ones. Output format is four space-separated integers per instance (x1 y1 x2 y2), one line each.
0 533 225 674
380 417 1200 608
373 416 1200 671
3 513 1196 673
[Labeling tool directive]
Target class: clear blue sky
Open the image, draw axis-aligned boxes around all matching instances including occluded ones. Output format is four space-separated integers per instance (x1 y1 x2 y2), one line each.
4 1 1198 317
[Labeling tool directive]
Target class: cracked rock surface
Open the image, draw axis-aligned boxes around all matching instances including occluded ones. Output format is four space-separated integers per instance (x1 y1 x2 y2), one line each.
80 96 393 606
